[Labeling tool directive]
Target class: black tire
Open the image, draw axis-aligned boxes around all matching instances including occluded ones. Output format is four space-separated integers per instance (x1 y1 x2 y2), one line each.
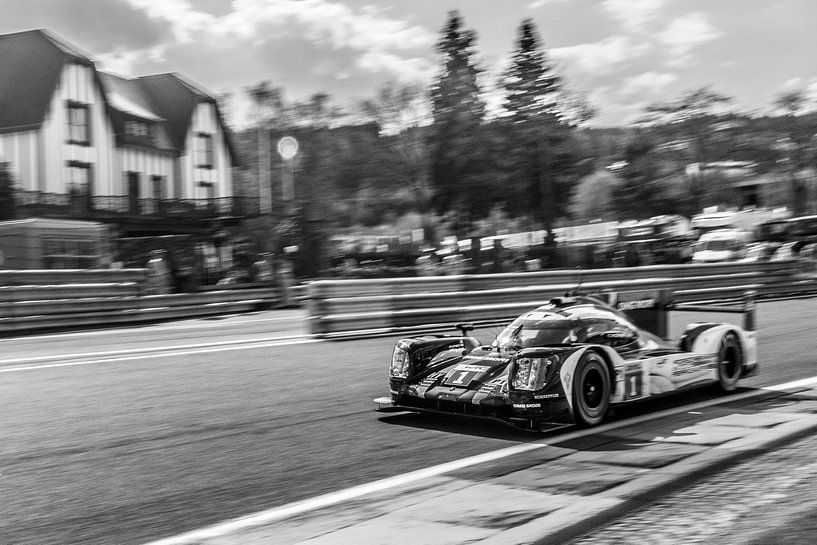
717 332 743 392
572 351 611 427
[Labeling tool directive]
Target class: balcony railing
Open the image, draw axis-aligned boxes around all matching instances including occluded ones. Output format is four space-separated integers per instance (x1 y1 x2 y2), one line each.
15 191 262 221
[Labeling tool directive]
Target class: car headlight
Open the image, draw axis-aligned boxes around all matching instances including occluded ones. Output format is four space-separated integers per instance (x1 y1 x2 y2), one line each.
511 356 553 391
390 345 411 378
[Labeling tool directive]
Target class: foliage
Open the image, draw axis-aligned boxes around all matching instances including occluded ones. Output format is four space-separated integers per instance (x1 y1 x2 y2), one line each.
569 169 621 221
502 18 560 123
428 11 487 227
359 82 436 240
610 135 667 219
498 19 582 236
0 162 16 220
641 86 733 126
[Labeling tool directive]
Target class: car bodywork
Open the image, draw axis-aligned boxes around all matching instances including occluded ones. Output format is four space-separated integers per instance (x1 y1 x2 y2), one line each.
378 293 758 429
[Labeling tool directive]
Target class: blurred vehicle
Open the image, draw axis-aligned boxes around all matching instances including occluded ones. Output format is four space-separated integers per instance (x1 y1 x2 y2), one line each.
376 292 757 430
754 214 817 245
770 241 800 261
612 215 693 266
691 229 750 263
739 242 777 263
691 207 790 238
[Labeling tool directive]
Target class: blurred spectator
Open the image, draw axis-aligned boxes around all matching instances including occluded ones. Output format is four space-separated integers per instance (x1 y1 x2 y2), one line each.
174 251 198 292
624 244 640 267
415 249 439 276
251 253 275 284
146 249 171 295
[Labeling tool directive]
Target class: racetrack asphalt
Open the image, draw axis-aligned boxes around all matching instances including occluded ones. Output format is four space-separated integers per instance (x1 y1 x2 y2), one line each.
146 378 817 545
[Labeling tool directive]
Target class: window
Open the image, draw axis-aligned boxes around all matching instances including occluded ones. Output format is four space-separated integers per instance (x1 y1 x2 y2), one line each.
43 238 101 269
195 133 214 168
125 120 153 140
66 161 93 194
151 175 164 200
66 101 91 145
197 181 215 201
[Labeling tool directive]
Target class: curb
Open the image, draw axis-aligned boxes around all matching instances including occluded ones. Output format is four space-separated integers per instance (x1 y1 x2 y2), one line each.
530 414 817 544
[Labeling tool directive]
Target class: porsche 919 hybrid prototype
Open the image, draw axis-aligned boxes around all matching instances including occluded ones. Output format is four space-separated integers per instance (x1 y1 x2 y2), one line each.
376 293 757 429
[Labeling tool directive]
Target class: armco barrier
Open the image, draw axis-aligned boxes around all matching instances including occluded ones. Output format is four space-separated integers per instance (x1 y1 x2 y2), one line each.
308 261 799 299
307 261 817 336
0 288 279 334
0 267 283 334
0 268 148 286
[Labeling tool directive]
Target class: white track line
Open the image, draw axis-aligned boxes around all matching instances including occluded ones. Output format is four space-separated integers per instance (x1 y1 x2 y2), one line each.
0 337 319 373
0 313 304 341
144 443 546 545
144 375 817 545
0 334 314 366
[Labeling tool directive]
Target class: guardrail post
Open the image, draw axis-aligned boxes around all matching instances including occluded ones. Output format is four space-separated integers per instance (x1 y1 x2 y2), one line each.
308 282 328 335
743 290 757 331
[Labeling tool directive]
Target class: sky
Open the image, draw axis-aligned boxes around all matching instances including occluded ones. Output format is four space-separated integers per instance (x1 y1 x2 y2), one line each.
2 0 817 128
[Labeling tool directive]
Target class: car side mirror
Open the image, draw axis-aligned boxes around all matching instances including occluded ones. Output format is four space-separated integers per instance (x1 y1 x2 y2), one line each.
455 322 475 336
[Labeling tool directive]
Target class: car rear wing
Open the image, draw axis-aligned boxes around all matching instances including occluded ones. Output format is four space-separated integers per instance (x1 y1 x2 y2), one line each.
599 289 757 339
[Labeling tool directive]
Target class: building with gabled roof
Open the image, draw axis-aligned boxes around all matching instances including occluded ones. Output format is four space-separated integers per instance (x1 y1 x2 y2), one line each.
0 29 253 247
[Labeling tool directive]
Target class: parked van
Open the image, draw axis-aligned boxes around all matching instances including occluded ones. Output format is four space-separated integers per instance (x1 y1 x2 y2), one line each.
691 229 750 263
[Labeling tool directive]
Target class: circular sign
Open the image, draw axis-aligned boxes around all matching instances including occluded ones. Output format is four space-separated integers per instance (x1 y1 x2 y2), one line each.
277 136 299 160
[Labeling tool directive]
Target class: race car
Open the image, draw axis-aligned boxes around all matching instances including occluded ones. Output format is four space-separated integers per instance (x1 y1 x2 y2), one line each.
376 292 757 429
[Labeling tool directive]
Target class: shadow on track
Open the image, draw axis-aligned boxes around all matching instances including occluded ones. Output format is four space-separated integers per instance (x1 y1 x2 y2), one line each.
375 385 763 442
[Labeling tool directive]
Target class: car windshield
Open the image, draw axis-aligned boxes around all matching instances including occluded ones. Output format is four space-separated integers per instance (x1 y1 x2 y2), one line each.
493 319 575 351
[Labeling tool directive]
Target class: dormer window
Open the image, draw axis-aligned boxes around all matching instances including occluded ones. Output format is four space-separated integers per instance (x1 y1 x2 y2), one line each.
66 101 91 146
125 120 152 139
195 132 214 169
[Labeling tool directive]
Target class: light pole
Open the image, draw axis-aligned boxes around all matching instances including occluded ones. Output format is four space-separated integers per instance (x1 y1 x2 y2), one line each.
277 136 298 205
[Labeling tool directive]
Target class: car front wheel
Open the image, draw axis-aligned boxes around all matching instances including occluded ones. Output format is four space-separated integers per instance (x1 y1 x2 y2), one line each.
572 351 611 427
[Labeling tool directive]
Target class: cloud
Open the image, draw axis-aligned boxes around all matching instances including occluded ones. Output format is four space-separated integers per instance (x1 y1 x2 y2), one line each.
620 71 679 97
658 12 722 67
585 72 680 126
602 0 668 33
777 77 817 111
125 0 434 51
0 0 172 51
116 0 436 83
527 0 570 8
551 36 648 75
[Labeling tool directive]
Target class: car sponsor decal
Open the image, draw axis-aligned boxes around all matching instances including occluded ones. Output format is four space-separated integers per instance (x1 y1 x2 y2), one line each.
623 361 645 400
463 355 509 363
443 364 490 387
513 403 542 409
672 354 716 377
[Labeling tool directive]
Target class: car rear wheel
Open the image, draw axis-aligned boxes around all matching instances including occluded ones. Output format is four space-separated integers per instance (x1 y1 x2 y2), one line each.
572 352 610 427
717 332 743 392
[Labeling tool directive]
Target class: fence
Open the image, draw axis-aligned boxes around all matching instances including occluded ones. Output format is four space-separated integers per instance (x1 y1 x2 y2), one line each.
307 261 817 337
0 268 281 335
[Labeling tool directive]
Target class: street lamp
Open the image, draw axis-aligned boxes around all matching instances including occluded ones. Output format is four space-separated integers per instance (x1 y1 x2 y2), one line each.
277 136 298 203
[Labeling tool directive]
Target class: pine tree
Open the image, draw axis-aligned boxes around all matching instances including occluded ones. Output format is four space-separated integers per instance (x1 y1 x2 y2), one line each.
428 11 486 230
503 18 560 123
500 19 573 240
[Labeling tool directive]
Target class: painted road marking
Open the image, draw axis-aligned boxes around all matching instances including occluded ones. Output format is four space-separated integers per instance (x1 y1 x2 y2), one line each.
0 334 314 366
0 336 319 373
144 443 547 545
0 313 305 342
144 375 817 545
